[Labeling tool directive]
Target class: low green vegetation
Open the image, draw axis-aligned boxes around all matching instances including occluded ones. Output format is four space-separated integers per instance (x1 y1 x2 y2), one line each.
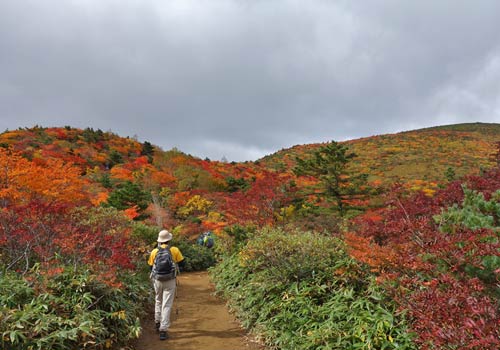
173 238 216 271
0 217 215 350
433 185 500 290
434 185 500 233
0 266 148 350
210 227 416 350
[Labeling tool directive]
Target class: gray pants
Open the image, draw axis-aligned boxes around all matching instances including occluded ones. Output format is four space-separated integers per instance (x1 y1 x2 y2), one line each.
153 278 177 331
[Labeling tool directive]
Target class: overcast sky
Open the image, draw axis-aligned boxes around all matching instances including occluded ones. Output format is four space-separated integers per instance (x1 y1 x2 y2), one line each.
1 0 500 161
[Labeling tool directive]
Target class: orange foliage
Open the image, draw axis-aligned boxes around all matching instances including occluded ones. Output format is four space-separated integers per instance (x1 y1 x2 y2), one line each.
344 232 399 273
124 155 150 171
170 191 192 209
0 148 88 206
141 167 176 189
201 220 227 233
124 205 140 220
91 191 109 206
109 166 134 181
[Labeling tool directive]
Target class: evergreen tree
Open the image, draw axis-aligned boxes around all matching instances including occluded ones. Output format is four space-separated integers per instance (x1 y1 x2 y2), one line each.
141 141 155 163
293 141 370 217
100 173 112 189
434 185 500 232
108 150 123 168
106 181 151 219
225 176 250 192
445 166 456 182
82 127 104 143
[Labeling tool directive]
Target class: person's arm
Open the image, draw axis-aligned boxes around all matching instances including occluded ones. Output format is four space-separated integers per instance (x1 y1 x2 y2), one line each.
148 248 158 270
177 258 187 271
171 246 186 271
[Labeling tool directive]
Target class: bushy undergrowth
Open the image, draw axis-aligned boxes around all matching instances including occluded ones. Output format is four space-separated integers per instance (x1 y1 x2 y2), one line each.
0 218 215 350
352 168 500 349
210 227 416 350
173 237 216 271
0 265 149 350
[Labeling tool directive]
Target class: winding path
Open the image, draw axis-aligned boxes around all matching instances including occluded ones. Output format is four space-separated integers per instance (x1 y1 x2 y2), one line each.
134 271 262 350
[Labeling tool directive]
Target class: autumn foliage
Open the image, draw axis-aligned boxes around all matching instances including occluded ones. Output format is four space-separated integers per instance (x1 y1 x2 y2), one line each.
0 124 499 349
349 168 500 349
0 147 133 279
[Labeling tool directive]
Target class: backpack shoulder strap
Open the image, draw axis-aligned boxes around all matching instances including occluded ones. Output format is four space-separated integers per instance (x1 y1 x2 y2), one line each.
153 244 170 264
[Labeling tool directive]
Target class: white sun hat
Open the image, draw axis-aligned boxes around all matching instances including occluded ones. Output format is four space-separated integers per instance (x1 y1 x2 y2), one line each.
157 230 173 243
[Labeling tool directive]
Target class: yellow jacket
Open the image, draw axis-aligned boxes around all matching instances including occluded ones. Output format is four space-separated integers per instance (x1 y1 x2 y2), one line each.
148 244 184 267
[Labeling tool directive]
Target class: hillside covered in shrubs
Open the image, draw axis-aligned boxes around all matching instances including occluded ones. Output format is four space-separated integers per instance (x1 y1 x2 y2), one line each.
1 123 499 349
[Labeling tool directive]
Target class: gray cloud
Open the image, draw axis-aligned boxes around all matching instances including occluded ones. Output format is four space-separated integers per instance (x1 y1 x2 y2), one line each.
1 0 499 161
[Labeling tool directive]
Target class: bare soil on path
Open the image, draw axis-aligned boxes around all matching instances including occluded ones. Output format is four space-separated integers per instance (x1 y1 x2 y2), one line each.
134 271 263 350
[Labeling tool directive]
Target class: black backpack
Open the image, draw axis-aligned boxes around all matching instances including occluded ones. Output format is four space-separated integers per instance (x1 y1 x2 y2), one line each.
152 245 176 281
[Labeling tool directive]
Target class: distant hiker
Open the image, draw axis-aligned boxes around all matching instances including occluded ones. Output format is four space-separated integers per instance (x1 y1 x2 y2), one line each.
196 231 215 248
148 229 186 341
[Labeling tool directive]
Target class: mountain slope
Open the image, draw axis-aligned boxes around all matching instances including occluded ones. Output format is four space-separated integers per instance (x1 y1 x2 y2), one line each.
260 122 500 186
1 122 498 233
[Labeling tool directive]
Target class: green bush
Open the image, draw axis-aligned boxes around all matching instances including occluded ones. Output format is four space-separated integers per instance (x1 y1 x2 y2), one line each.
131 222 160 244
215 224 256 256
434 186 500 233
0 266 149 350
210 227 416 350
172 237 216 271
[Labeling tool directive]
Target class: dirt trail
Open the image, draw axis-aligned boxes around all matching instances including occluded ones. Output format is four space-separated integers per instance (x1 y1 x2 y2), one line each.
134 271 262 350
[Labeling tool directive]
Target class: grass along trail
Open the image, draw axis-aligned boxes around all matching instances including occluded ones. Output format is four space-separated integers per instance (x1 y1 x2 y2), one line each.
134 271 262 350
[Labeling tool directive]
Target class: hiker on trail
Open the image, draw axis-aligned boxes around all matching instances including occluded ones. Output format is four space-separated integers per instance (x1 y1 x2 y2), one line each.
148 229 186 341
196 231 215 248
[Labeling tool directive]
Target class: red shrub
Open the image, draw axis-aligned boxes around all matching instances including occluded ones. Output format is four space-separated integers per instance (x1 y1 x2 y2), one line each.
350 168 500 349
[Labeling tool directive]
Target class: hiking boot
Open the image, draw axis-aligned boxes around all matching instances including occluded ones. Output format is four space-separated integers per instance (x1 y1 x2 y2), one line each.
159 331 168 340
155 322 160 332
